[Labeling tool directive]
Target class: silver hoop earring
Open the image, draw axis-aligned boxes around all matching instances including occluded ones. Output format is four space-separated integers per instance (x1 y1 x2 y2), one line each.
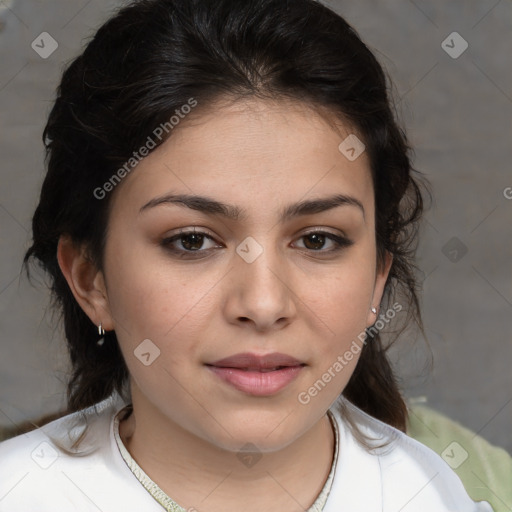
97 323 106 346
371 307 377 314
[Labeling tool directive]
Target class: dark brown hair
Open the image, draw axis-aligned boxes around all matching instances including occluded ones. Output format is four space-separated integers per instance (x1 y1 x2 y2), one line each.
23 0 428 440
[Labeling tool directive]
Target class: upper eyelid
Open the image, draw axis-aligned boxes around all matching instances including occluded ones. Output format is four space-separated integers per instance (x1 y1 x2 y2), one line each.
166 227 348 238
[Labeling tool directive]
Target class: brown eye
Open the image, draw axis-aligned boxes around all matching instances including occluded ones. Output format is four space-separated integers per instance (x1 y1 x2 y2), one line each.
293 231 353 253
180 233 206 251
161 230 222 257
303 233 327 250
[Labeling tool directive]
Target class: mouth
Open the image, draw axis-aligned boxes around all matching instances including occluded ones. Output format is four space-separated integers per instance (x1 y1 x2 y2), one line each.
218 366 296 372
205 352 306 396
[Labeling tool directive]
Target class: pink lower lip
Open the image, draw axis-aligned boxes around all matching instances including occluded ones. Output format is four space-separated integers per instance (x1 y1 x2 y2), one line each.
207 365 304 396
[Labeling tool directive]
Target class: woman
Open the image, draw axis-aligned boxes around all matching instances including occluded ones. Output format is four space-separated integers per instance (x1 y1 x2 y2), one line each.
0 0 494 510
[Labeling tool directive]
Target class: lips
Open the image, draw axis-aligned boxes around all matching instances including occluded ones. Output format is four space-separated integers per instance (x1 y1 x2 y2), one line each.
206 352 305 396
208 352 304 370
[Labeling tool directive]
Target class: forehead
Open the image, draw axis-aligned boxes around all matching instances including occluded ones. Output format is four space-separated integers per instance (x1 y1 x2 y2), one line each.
108 98 374 220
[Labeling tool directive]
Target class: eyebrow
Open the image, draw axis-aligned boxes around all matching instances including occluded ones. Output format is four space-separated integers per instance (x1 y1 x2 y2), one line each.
139 192 365 221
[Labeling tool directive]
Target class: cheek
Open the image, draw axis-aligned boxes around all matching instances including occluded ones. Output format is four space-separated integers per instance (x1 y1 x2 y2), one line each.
306 255 375 330
103 250 216 403
294 260 375 404
103 238 222 351
295 257 376 389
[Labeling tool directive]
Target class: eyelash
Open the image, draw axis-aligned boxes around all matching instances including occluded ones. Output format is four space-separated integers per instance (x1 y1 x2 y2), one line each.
161 229 353 258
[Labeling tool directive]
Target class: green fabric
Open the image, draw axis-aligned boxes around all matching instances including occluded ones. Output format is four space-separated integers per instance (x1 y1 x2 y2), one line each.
407 404 512 512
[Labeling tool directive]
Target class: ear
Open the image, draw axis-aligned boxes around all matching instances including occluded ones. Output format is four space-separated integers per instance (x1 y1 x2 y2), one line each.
366 250 393 327
57 235 114 331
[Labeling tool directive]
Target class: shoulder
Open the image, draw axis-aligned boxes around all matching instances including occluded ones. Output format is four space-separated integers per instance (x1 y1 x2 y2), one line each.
0 395 142 512
326 398 494 511
0 395 117 464
408 403 512 508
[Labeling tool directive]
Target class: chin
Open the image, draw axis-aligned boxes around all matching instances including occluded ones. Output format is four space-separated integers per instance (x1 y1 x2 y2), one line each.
200 409 307 453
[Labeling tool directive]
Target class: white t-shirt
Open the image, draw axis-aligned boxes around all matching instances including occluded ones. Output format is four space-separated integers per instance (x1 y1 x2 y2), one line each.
0 394 493 511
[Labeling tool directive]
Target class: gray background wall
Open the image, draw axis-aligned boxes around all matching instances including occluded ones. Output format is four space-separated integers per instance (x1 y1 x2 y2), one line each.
1 0 511 453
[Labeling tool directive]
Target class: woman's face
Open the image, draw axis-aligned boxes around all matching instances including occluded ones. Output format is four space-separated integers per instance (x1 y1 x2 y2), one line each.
98 98 391 451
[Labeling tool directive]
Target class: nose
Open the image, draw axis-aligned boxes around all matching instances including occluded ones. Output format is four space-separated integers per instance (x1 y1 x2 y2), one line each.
223 241 297 332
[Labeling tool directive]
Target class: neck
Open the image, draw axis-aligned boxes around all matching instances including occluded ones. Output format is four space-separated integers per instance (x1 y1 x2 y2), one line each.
119 390 336 512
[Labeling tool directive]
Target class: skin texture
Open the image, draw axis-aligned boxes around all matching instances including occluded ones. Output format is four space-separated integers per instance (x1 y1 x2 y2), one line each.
58 98 392 511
